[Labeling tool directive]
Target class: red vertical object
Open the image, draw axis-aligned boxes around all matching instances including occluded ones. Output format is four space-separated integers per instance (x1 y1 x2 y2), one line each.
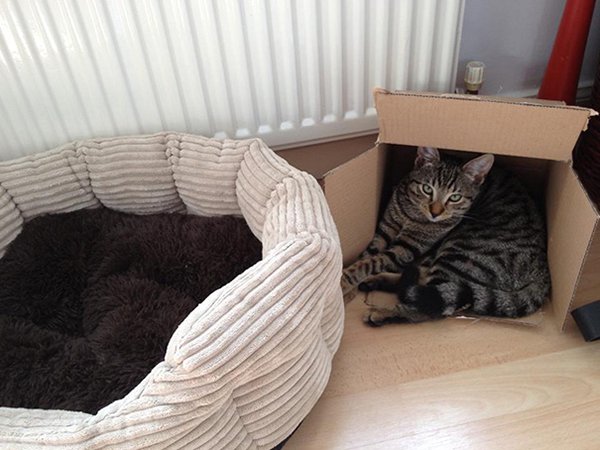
538 0 596 104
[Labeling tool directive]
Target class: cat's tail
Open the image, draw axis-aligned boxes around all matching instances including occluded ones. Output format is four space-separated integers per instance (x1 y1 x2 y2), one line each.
360 266 549 322
466 276 549 318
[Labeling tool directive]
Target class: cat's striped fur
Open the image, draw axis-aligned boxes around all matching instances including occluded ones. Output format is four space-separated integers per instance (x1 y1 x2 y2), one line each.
341 146 550 325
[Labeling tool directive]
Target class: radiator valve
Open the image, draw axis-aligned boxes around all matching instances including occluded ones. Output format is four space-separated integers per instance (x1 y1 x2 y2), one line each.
464 61 486 95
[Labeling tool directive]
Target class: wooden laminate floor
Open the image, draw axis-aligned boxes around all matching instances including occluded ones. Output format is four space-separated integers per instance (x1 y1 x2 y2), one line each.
285 295 600 450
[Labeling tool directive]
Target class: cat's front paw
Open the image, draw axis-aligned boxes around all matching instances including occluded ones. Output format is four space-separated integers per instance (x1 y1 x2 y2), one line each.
362 308 388 327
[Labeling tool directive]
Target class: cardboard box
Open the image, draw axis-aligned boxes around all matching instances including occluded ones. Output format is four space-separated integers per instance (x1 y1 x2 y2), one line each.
280 90 599 330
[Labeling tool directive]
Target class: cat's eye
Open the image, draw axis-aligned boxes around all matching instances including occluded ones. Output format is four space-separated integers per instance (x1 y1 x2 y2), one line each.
448 193 463 202
421 184 433 196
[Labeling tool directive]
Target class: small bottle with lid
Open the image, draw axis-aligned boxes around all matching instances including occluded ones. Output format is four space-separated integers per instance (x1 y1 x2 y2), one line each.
464 61 486 95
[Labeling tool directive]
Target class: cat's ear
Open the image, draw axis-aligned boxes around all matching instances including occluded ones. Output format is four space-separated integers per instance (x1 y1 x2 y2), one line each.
462 154 494 185
414 146 440 169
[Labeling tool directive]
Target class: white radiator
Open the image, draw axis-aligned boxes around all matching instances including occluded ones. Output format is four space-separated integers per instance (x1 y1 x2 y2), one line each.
0 0 464 159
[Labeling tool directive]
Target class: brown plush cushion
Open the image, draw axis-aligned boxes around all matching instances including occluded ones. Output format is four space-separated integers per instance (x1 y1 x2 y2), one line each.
0 208 261 414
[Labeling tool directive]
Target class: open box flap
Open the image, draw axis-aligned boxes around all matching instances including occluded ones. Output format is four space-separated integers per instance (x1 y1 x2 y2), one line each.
571 229 600 312
374 89 597 162
546 161 599 330
322 146 386 265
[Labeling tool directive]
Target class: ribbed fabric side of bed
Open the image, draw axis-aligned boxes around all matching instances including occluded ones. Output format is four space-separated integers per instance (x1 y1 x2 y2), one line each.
82 135 185 214
0 185 22 259
0 133 344 449
0 133 250 230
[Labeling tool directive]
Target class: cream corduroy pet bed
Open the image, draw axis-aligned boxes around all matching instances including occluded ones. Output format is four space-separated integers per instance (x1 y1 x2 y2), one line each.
0 132 344 449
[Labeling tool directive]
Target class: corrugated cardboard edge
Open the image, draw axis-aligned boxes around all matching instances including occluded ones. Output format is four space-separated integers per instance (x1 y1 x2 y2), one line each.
373 88 597 162
546 161 600 330
373 88 597 119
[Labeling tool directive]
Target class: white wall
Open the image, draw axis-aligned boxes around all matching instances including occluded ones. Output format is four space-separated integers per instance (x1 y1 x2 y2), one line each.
458 0 600 97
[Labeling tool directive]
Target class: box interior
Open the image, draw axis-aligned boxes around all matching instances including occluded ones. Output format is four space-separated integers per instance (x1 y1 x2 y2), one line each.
278 135 377 179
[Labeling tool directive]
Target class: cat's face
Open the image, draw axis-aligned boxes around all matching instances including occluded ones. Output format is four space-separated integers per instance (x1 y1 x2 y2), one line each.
406 147 494 223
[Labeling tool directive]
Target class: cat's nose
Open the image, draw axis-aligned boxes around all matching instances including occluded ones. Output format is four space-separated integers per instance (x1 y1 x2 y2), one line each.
429 202 444 218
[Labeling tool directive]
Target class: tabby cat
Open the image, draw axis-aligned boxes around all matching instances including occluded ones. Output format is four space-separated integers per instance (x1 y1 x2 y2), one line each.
341 146 550 325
